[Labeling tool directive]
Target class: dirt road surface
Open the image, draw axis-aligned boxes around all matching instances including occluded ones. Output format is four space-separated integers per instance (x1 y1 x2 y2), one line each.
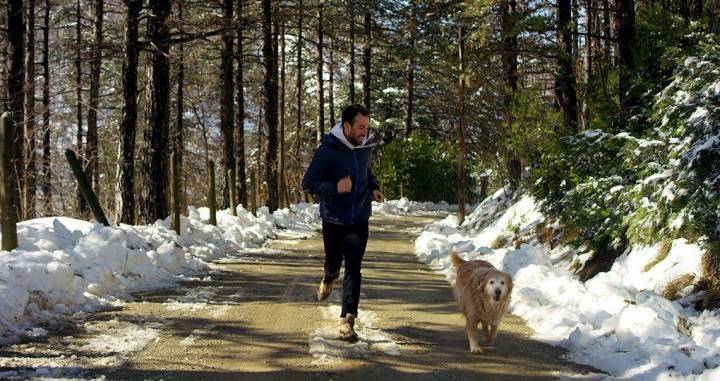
0 215 600 380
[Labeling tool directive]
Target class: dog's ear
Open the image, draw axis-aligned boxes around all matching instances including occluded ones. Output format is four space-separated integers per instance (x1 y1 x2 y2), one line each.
505 274 513 293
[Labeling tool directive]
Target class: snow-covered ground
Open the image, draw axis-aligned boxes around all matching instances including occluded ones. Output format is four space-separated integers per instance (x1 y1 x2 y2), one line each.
0 203 320 346
372 197 458 215
414 188 720 381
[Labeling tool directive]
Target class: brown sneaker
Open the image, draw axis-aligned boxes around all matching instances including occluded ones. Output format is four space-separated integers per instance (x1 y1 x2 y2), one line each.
317 278 335 302
339 313 358 342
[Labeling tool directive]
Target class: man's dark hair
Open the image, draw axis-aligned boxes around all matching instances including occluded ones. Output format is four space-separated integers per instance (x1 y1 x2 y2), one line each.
341 104 369 126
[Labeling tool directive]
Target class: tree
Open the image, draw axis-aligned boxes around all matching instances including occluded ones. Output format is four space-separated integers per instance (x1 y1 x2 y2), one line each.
40 0 51 215
75 0 87 216
115 0 142 225
404 0 416 137
362 0 372 111
556 0 578 134
8 0 25 219
317 5 325 144
24 0 37 218
139 0 172 224
262 0 279 212
501 0 521 189
616 0 636 118
174 0 185 208
457 25 466 225
86 0 104 206
220 0 235 209
235 0 247 207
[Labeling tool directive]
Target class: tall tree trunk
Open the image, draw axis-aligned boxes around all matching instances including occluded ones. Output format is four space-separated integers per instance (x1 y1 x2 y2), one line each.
581 0 593 131
8 0 25 220
41 0 51 215
220 0 235 209
139 0 171 224
602 0 611 62
75 0 88 216
349 1 356 104
175 0 185 208
24 0 37 218
404 0 416 137
616 0 636 118
329 24 336 126
362 1 371 111
292 0 305 198
316 7 325 144
115 0 141 225
235 0 247 208
262 0 279 212
556 0 579 134
502 0 522 189
457 26 466 226
86 0 103 207
279 22 287 208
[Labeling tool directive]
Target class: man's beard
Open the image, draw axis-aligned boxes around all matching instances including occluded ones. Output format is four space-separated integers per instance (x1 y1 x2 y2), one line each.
348 135 364 146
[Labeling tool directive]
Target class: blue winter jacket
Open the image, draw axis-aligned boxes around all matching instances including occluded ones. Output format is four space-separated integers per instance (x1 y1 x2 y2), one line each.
302 124 380 225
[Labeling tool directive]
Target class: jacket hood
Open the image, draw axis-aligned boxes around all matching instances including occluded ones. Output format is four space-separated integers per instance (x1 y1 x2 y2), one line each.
328 122 373 150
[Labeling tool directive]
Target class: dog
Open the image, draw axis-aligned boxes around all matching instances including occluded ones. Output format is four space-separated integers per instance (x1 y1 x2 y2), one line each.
451 252 513 353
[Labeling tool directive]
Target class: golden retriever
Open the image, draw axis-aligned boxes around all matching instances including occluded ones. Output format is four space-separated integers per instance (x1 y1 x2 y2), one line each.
451 252 513 353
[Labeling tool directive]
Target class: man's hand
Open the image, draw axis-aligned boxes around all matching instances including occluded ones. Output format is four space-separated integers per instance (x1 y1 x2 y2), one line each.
372 189 385 203
337 175 352 194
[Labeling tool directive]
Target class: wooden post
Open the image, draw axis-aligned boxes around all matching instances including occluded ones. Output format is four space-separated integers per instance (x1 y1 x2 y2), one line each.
208 160 217 225
65 149 110 226
170 152 180 234
0 113 19 251
228 167 237 216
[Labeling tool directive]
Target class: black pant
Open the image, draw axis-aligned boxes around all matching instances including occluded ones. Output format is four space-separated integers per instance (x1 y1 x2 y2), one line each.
321 219 369 318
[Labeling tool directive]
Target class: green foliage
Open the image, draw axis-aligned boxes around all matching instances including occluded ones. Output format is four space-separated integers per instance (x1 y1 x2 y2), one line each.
506 90 562 161
529 32 720 261
374 133 474 203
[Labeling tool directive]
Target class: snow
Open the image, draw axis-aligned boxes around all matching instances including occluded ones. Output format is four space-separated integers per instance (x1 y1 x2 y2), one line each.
372 197 456 215
309 304 400 364
414 189 719 380
0 203 319 346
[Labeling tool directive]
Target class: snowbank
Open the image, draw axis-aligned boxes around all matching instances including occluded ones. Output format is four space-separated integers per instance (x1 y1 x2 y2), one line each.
414 188 720 380
372 197 457 215
0 203 320 345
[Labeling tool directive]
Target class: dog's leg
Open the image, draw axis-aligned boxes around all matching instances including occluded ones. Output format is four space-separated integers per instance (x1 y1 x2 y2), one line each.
466 319 483 353
486 324 499 345
482 322 491 344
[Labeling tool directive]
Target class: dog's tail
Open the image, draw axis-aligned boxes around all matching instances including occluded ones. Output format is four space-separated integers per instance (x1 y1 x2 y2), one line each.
450 252 465 268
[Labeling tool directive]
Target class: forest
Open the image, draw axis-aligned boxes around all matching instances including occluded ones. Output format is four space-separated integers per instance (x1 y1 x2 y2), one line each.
1 0 719 300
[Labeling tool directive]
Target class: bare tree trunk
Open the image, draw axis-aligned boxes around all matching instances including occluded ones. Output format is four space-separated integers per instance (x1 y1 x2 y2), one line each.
616 0 636 118
174 0 185 209
262 0 278 212
457 26 466 226
316 7 325 144
139 0 171 224
86 0 103 207
404 0 416 137
581 0 593 131
556 0 579 134
292 0 305 199
602 0 611 62
279 22 287 208
235 0 247 207
220 0 235 209
75 0 88 217
329 24 336 126
24 0 37 218
41 0 51 215
349 1 356 104
115 0 141 225
362 1 372 111
7 0 25 220
502 0 522 189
